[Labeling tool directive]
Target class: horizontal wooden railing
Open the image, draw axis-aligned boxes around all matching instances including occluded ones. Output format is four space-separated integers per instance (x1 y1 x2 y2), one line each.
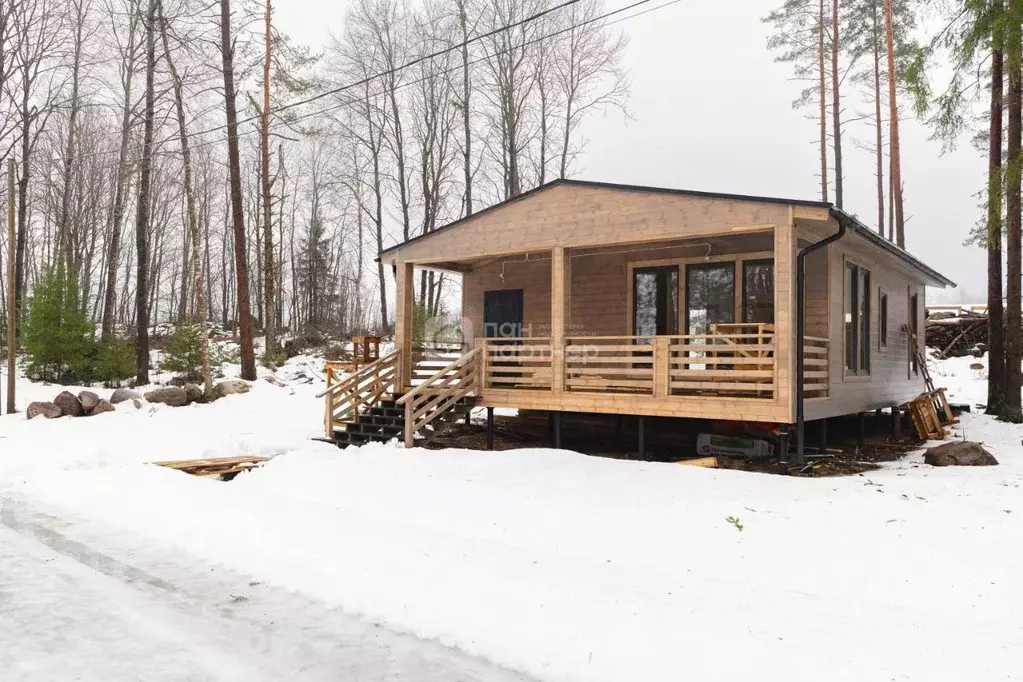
670 330 776 397
565 337 656 394
481 337 553 390
475 330 829 402
317 350 398 437
398 347 481 447
802 336 830 398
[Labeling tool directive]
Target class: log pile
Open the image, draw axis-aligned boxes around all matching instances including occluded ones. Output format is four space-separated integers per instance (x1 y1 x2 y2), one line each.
925 313 987 358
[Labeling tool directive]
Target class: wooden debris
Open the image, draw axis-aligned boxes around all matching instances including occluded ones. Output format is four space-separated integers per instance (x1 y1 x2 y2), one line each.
905 389 958 441
677 456 719 468
153 456 270 479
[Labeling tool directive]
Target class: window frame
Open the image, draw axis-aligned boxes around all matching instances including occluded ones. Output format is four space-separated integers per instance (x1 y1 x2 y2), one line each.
878 290 888 350
844 260 872 377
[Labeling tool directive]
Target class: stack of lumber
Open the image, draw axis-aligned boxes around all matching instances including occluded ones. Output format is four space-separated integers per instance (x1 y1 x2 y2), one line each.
925 313 987 358
153 456 270 479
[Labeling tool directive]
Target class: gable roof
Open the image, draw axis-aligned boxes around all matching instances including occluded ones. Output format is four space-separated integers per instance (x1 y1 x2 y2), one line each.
380 178 956 288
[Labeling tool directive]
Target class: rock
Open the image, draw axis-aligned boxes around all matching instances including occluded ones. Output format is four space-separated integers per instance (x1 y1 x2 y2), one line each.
144 386 188 407
53 391 84 417
110 388 141 404
924 441 998 467
132 399 142 409
90 399 116 416
183 383 203 403
26 401 62 419
78 390 100 413
214 379 250 399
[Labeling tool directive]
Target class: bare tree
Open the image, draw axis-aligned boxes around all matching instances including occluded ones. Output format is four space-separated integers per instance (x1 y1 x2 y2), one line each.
220 0 256 379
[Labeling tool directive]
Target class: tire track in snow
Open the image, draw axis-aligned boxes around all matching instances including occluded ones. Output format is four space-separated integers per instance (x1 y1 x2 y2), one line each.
0 496 534 682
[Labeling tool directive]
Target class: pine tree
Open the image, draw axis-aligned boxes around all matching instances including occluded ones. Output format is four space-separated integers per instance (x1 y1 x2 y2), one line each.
23 269 95 383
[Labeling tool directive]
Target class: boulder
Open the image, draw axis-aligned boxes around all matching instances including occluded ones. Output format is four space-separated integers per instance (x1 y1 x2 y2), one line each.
144 386 188 407
78 390 100 413
53 391 84 417
26 401 62 420
132 399 142 409
90 399 116 416
214 379 250 399
924 441 998 467
110 388 141 404
183 383 203 403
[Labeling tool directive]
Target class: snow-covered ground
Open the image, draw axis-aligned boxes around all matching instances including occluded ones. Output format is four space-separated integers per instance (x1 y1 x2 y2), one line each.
1 353 1021 681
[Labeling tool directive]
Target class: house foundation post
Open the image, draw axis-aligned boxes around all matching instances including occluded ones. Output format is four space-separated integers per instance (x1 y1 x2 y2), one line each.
819 418 827 455
486 407 494 450
637 416 646 459
893 406 903 440
779 424 790 475
553 411 563 449
857 412 866 451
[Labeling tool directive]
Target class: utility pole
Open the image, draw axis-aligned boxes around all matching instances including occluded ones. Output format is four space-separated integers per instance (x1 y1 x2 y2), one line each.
7 158 16 413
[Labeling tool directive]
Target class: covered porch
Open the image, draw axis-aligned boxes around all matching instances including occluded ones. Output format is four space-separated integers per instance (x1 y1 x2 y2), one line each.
394 226 831 426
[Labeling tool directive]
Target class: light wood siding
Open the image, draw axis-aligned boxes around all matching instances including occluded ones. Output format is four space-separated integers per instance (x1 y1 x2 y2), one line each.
803 232 928 420
804 247 829 338
462 235 775 341
462 256 551 341
389 183 790 264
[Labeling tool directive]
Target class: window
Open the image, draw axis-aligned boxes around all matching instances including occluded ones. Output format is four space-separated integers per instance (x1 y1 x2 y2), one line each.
742 259 775 324
879 292 888 349
844 262 871 374
633 266 679 338
909 291 920 375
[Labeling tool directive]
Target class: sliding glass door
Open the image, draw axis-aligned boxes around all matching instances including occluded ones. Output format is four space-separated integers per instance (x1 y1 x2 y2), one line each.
633 266 679 339
685 263 736 335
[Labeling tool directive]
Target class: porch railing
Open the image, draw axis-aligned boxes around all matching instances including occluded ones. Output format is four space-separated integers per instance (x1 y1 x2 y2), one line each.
481 337 553 390
477 331 830 399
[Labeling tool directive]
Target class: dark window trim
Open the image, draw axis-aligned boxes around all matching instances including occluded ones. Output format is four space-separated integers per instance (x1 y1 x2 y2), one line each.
684 261 736 336
741 258 775 325
844 261 872 376
632 265 680 338
879 290 888 349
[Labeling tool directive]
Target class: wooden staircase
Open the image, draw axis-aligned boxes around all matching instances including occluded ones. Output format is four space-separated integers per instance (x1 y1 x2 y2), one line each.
318 346 480 447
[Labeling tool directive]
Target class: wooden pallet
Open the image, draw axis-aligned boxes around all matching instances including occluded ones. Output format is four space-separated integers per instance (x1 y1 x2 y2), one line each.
153 456 270 479
906 389 958 440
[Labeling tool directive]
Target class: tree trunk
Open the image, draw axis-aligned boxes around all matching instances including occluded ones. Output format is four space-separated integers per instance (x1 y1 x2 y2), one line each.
818 0 828 203
220 0 257 380
135 0 157 384
1003 20 1023 422
261 0 276 361
883 0 905 247
458 2 473 216
159 0 213 395
831 0 843 209
872 0 885 234
988 12 1006 416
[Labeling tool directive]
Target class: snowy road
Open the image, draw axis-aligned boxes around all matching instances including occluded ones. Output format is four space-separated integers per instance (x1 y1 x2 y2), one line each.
0 498 531 682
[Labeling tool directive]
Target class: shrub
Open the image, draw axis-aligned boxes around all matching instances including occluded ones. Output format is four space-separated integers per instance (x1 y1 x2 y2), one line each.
93 337 137 386
160 321 205 381
23 268 95 383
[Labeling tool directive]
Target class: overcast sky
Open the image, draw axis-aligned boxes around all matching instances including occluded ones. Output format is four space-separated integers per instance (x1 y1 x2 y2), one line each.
277 0 986 304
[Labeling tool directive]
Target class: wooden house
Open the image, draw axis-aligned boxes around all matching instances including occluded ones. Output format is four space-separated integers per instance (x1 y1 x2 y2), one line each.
322 180 954 462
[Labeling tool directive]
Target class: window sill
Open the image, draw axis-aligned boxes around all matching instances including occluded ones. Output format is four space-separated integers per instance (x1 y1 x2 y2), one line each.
843 372 872 383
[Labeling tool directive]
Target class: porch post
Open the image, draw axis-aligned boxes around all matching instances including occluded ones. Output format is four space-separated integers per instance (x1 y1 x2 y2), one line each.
775 215 797 424
394 261 415 392
551 246 568 393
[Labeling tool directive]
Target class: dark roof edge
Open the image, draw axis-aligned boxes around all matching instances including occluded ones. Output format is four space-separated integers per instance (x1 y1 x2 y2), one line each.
830 208 957 288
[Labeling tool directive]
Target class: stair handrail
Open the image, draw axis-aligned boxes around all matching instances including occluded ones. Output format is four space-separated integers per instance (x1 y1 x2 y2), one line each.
316 350 398 399
320 350 399 438
398 347 481 447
